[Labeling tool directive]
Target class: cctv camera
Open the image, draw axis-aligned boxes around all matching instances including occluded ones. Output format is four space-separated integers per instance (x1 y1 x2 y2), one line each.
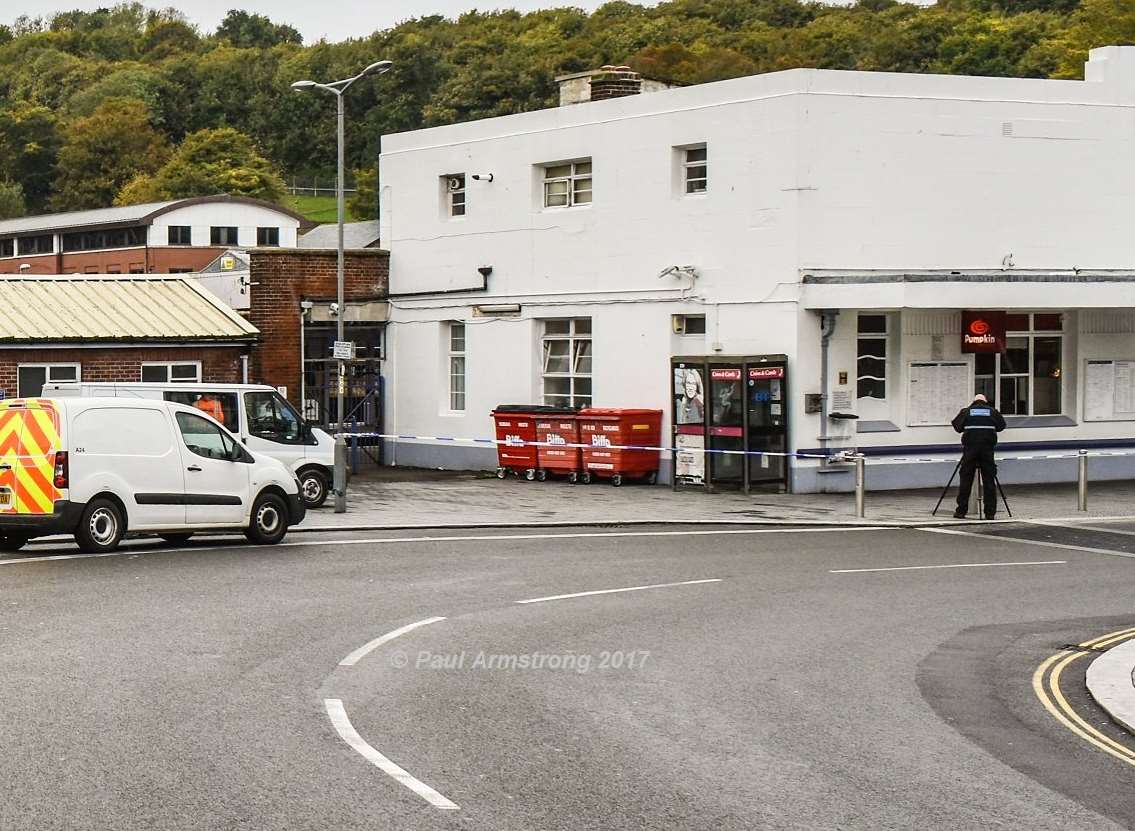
470 173 494 182
329 302 340 316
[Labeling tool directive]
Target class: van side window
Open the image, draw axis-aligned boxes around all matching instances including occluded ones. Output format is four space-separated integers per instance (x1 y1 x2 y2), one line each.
244 392 302 444
164 391 239 432
175 412 237 461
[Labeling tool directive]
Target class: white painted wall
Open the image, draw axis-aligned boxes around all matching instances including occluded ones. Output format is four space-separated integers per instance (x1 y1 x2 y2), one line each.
148 202 300 248
381 46 1135 488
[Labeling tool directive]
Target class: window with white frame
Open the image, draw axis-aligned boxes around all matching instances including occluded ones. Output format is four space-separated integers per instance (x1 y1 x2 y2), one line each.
856 314 888 401
542 160 592 208
448 322 466 411
141 362 201 383
683 145 707 194
445 174 466 217
974 313 1063 416
17 364 79 397
542 318 591 408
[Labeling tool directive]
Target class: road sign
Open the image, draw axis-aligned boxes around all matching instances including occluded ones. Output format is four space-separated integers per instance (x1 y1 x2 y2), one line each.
332 341 355 360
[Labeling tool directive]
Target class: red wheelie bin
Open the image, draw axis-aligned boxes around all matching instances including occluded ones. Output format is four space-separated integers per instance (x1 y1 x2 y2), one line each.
577 408 663 486
491 405 576 480
535 414 582 483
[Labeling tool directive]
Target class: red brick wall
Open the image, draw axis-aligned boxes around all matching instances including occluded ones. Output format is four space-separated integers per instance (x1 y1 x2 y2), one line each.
0 346 247 398
1 246 228 275
247 249 389 404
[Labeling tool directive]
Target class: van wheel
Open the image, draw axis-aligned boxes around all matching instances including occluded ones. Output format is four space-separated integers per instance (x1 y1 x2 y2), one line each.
298 468 329 508
0 534 28 552
159 533 193 545
246 492 289 545
76 498 125 553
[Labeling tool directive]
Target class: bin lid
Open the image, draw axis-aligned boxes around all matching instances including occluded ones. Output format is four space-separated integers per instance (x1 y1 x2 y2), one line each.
577 408 662 417
492 404 577 415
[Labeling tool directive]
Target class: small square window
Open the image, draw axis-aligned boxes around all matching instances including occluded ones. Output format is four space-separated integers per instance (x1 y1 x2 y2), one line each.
210 226 238 246
257 227 280 246
168 226 192 245
542 160 592 209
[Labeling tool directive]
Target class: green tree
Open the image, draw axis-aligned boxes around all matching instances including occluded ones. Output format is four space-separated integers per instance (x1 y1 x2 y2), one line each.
0 180 26 219
52 98 170 210
215 10 302 48
117 126 286 205
347 166 378 220
0 104 62 212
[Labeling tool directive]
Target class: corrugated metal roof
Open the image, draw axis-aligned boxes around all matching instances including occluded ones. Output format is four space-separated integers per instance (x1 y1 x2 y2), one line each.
299 221 381 250
0 275 258 343
0 202 179 236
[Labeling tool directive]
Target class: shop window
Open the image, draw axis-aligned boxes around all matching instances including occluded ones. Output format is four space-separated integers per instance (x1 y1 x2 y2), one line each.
168 226 192 245
683 145 707 194
542 160 591 208
542 318 591 408
448 322 466 411
974 313 1062 415
17 364 79 397
142 362 201 383
856 314 888 401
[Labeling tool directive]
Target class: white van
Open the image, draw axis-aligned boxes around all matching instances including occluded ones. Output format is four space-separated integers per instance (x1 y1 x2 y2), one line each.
44 382 334 508
0 397 305 553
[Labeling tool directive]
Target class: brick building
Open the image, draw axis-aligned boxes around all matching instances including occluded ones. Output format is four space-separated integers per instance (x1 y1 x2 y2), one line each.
0 275 257 398
0 195 309 276
246 248 389 427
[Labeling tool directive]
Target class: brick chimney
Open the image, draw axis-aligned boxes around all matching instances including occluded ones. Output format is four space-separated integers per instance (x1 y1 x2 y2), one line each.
588 66 643 101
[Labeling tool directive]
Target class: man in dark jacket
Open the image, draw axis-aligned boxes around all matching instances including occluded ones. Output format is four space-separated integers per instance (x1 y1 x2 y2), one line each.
951 393 1007 519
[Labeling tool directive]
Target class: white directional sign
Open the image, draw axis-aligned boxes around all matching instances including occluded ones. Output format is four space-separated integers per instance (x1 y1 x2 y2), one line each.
332 341 355 360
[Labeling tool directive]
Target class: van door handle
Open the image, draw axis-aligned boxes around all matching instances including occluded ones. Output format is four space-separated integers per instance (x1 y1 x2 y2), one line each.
187 465 202 472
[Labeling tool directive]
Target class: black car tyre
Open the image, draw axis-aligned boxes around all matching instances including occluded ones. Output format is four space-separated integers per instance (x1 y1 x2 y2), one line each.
245 492 289 545
0 534 28 552
75 498 125 553
159 533 193 545
298 468 329 508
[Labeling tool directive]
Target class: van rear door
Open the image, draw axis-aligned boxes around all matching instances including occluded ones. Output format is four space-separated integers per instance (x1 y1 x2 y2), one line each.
0 399 63 517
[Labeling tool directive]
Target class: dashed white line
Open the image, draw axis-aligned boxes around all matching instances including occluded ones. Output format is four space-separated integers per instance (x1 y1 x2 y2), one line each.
324 698 459 811
515 578 723 604
920 526 1135 558
339 617 447 667
830 560 1066 574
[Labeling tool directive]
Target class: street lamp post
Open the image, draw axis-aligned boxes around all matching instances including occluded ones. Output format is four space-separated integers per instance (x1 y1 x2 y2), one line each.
292 60 392 513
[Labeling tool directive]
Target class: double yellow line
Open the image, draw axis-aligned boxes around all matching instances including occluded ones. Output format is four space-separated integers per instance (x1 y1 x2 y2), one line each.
1033 626 1135 767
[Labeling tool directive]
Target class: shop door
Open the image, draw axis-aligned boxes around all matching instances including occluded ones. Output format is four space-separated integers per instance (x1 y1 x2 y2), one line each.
707 366 744 487
745 363 789 491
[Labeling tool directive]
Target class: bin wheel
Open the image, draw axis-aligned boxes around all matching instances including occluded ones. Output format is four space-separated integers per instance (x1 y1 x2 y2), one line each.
612 474 623 487
496 468 506 480
581 472 592 484
568 472 578 485
537 470 547 482
525 469 536 481
646 471 658 486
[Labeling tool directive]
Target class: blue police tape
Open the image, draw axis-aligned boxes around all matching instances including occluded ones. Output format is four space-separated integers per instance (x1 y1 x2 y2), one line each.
335 431 1135 464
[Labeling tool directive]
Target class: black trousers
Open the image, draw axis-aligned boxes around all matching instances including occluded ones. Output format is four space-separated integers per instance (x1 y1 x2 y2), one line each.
956 441 998 516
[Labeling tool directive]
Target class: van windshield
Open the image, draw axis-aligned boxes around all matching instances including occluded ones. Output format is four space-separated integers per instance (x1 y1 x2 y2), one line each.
244 391 303 444
163 391 239 433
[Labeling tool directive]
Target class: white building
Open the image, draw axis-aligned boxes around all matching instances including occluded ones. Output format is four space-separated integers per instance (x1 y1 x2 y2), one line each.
379 46 1135 492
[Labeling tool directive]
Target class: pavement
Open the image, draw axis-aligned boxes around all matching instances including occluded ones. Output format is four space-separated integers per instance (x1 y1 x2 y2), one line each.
6 522 1135 829
1087 636 1135 736
303 465 1135 530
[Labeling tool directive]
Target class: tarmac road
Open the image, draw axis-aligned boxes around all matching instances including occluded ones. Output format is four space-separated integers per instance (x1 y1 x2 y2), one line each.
3 520 1135 830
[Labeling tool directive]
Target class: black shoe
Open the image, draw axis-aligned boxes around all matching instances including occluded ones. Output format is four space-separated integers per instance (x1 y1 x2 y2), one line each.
953 509 966 519
984 514 995 520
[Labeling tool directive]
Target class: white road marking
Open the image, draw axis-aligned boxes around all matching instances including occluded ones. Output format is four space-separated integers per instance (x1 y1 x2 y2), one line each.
0 525 896 566
323 698 459 811
339 617 447 667
830 560 1066 574
515 578 723 605
1024 520 1135 537
919 526 1135 558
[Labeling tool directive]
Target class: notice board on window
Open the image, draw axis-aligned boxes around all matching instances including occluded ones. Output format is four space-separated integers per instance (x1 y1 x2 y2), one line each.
1084 360 1135 421
907 361 970 426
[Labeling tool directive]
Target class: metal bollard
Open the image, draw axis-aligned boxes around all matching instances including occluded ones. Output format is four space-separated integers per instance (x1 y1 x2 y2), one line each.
334 435 348 514
969 470 982 517
854 455 866 518
1078 449 1088 512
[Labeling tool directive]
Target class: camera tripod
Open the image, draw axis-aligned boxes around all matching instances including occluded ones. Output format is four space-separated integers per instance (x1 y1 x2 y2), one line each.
931 457 1012 518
